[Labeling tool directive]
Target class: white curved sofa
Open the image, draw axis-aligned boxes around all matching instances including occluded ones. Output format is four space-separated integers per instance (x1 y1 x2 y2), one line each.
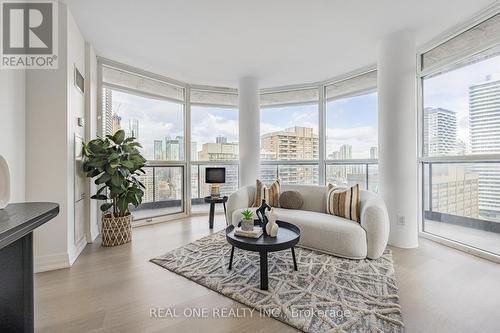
226 184 390 260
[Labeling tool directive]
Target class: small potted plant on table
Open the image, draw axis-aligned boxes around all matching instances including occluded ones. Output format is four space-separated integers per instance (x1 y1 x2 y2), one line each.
241 209 254 231
82 129 146 246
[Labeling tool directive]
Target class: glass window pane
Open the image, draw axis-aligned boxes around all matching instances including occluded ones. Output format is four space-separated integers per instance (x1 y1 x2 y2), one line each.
191 165 239 213
326 92 378 159
423 54 500 157
103 88 184 161
368 164 379 193
131 166 184 220
191 106 239 161
326 164 367 189
261 104 319 161
423 162 500 255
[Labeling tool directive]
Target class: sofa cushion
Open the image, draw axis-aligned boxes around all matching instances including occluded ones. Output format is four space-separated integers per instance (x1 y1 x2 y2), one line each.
252 179 266 207
279 191 304 209
274 208 367 259
326 184 361 222
231 207 367 259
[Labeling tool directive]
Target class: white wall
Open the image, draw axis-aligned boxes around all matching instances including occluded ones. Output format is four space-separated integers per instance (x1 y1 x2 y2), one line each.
377 30 419 248
27 3 90 272
0 70 25 203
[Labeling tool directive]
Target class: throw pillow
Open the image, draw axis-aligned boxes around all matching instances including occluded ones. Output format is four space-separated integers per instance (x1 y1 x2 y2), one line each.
279 191 304 209
266 179 281 207
252 179 280 207
326 184 361 222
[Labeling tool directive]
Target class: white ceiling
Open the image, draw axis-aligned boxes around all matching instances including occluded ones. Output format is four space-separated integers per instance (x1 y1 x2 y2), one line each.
64 0 497 88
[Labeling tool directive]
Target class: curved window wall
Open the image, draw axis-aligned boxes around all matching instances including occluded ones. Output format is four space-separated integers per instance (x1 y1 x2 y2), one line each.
99 59 378 223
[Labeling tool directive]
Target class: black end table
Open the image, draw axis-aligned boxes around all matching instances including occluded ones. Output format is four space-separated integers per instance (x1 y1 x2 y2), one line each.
204 196 228 229
225 220 300 290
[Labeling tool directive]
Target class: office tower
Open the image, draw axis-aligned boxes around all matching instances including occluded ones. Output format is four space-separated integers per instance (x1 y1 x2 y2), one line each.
469 74 500 221
197 141 238 161
191 142 198 161
370 147 378 159
127 119 139 139
111 113 121 135
339 144 352 159
428 166 479 218
177 136 185 160
165 137 181 161
216 136 228 144
103 88 113 135
423 107 457 156
154 140 163 160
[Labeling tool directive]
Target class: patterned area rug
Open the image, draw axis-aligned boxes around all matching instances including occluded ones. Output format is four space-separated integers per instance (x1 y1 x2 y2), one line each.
150 231 404 333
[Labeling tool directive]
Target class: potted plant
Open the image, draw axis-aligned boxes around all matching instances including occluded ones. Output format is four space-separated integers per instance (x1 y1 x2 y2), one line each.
241 209 254 231
82 129 146 247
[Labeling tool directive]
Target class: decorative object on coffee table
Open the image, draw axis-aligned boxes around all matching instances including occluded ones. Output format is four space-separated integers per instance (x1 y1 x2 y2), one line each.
82 129 146 247
0 155 10 209
204 195 228 229
226 220 299 290
255 199 271 235
240 209 254 231
265 208 279 237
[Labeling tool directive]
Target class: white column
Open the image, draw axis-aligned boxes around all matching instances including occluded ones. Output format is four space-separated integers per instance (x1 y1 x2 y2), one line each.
377 31 418 248
239 76 260 186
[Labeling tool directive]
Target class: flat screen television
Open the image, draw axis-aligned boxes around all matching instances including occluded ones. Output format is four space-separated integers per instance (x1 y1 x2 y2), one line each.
205 167 226 184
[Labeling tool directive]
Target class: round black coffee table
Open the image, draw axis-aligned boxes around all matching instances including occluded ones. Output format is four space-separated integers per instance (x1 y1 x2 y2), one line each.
225 220 300 290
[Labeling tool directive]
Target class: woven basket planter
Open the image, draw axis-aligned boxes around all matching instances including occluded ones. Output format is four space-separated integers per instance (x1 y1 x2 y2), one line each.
101 213 132 247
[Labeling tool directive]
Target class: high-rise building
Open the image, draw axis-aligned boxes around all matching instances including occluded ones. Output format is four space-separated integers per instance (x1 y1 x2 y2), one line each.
198 141 238 161
127 119 139 139
370 147 378 159
428 166 479 219
111 113 121 134
469 74 500 221
190 142 198 161
260 127 319 184
339 144 352 159
154 140 163 160
423 107 457 156
261 127 318 160
165 137 181 161
103 88 113 135
216 136 228 144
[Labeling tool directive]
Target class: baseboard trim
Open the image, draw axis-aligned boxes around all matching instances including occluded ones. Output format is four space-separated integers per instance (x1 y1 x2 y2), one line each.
69 237 88 265
35 252 71 273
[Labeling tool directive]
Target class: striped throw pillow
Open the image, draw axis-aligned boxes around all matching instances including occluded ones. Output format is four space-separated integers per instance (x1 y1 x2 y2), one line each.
266 179 280 207
252 179 280 208
326 184 361 222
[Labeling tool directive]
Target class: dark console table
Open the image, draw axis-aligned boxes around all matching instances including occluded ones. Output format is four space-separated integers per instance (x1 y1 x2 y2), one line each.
0 203 59 333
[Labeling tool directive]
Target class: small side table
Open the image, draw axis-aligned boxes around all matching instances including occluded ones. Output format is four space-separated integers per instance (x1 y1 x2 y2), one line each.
204 196 228 229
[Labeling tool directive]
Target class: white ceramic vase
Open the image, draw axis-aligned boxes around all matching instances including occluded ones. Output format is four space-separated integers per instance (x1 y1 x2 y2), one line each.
0 155 10 209
266 208 279 237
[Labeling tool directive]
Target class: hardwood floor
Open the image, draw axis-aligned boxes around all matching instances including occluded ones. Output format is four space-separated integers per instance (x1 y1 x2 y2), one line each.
35 215 500 333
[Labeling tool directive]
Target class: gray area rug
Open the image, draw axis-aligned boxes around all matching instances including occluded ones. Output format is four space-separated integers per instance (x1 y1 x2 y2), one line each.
150 231 404 333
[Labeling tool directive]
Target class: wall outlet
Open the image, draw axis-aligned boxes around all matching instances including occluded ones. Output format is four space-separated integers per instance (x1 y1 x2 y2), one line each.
397 215 406 225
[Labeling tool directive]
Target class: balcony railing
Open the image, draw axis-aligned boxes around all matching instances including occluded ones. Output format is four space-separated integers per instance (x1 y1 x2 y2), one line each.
130 160 380 222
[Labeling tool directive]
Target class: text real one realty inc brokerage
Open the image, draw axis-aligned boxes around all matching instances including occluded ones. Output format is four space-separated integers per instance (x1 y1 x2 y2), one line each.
149 307 352 319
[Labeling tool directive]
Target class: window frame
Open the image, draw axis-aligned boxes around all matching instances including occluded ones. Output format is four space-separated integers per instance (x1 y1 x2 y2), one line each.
417 7 500 263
